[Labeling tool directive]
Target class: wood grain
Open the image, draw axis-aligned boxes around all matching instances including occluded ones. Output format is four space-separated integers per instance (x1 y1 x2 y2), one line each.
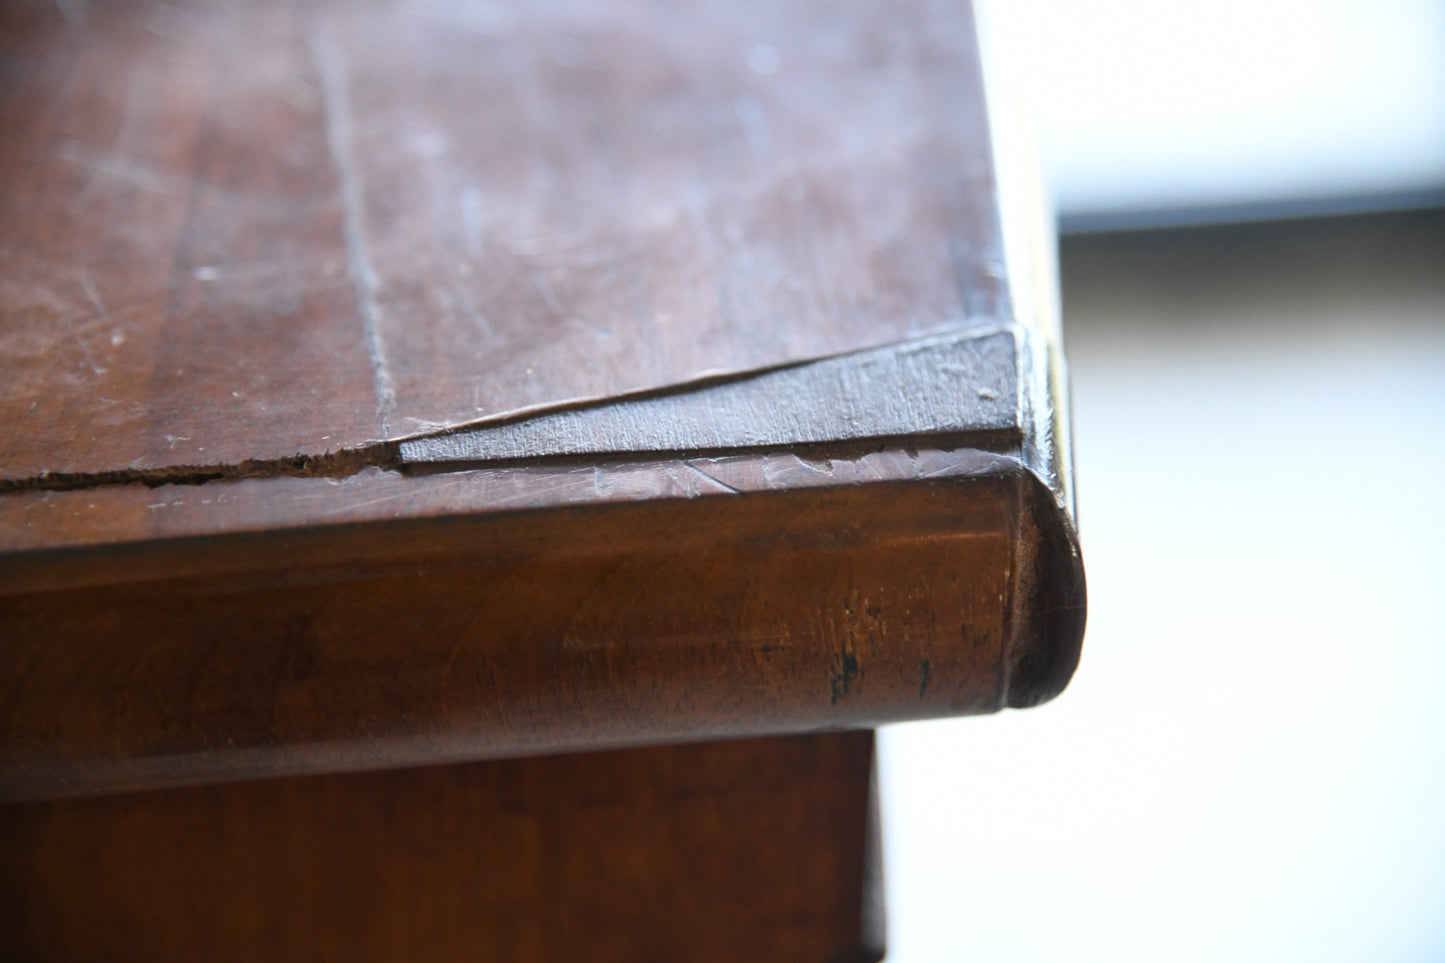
0 0 1005 482
319 0 1007 439
0 4 1083 955
0 1 379 479
399 326 1022 466
0 0 1084 804
0 469 1085 803
0 732 884 963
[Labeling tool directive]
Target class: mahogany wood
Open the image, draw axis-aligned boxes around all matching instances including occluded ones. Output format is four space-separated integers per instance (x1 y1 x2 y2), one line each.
0 0 1084 804
0 732 884 963
0 0 1004 481
0 1 1084 957
0 468 1082 803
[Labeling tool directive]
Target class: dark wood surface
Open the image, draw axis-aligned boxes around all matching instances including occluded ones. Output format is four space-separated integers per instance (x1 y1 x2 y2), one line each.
0 0 1084 803
0 0 1005 483
0 2 1082 957
0 467 1082 803
1 731 884 963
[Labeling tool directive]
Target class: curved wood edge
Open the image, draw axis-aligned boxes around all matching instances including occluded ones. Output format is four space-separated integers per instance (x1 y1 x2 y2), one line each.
0 468 1067 803
1005 469 1086 709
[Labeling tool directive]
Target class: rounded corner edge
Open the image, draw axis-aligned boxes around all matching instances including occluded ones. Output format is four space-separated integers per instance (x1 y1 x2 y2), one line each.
1005 472 1087 709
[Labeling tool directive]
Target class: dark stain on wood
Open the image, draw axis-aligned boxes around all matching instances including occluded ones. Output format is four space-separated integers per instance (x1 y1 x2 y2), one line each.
830 647 862 706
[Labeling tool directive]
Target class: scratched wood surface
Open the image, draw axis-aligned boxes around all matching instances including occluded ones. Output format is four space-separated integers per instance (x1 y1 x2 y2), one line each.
0 4 1081 957
0 1 379 480
0 0 1003 483
0 0 1084 804
1 732 883 963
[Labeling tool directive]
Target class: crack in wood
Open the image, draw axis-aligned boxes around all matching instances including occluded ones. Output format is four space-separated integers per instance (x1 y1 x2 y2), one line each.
0 448 398 495
0 325 1037 495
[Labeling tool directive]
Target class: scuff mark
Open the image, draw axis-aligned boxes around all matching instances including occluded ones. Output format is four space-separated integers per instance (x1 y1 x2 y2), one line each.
683 460 741 494
530 269 564 316
79 275 107 317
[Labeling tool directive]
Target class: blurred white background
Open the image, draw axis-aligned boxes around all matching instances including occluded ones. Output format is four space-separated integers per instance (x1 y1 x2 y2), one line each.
987 0 1445 228
882 214 1445 962
880 4 1445 960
